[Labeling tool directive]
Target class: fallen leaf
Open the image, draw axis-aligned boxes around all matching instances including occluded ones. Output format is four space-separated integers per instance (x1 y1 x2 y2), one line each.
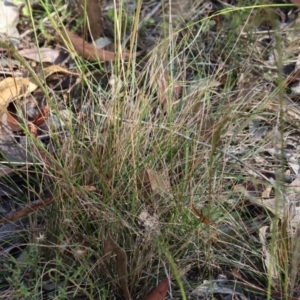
18 48 69 64
0 197 54 224
0 65 78 109
31 104 49 127
77 0 103 39
61 29 142 62
104 234 130 300
61 29 116 61
0 65 79 162
6 112 21 131
0 77 36 107
0 0 20 46
145 277 169 300
139 168 173 203
233 183 259 199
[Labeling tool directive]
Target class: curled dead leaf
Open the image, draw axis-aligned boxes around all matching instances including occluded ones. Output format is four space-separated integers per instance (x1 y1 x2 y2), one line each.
0 65 79 110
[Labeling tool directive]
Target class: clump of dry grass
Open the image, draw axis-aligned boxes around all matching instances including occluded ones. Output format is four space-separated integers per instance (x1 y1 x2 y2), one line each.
4 1 300 299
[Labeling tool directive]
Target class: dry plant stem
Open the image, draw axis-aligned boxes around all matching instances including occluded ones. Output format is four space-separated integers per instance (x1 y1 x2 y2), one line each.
94 113 272 184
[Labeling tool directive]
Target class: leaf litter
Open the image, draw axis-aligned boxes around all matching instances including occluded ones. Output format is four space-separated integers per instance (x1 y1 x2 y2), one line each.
2 0 300 299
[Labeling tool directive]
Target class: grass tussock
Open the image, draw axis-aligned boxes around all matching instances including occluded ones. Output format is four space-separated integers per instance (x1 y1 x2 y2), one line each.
2 1 300 299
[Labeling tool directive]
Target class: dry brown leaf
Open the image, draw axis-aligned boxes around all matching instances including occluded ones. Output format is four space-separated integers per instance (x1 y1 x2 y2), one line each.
31 104 49 127
0 65 78 140
29 123 38 138
77 0 103 39
233 181 265 199
138 168 173 210
0 77 36 108
145 277 169 300
0 65 79 110
61 29 142 62
0 197 54 224
6 112 22 131
141 168 172 197
62 29 116 61
104 234 130 300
